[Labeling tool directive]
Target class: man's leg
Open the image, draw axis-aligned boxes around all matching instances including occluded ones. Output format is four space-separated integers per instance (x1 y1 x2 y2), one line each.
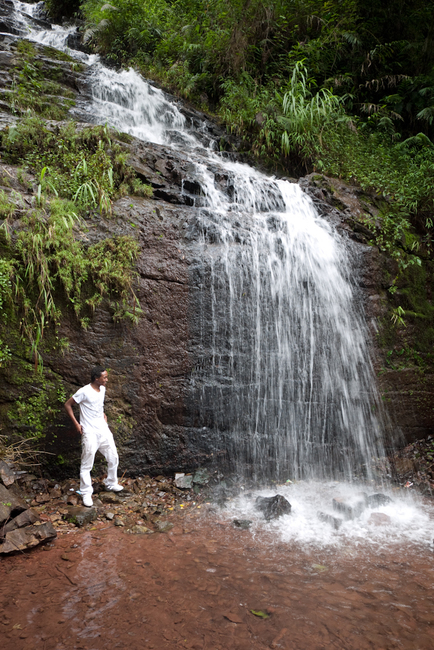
98 428 120 489
80 432 98 499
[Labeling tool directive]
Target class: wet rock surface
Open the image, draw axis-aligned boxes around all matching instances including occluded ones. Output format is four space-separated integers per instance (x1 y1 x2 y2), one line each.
233 519 253 529
255 494 292 520
299 174 434 447
390 434 434 494
317 511 343 530
332 497 366 521
366 493 393 507
368 512 392 526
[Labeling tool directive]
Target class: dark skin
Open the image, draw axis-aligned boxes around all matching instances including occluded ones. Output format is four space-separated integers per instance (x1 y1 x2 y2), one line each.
64 370 108 435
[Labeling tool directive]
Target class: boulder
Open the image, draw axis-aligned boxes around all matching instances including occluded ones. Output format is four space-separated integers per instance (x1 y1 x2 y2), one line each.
332 497 365 520
0 522 57 554
255 495 291 521
0 460 15 486
1 508 40 535
317 511 343 530
368 512 392 526
64 506 97 527
366 493 393 508
0 483 28 525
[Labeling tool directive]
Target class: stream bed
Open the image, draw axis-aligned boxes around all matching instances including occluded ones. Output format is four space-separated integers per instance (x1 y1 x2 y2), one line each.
1 509 434 650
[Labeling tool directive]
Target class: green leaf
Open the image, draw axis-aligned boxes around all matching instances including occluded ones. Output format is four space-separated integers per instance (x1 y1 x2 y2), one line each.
250 610 269 619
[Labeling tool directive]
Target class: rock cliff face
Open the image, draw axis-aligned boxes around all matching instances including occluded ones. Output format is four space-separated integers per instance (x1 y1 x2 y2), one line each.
299 174 434 446
0 19 433 478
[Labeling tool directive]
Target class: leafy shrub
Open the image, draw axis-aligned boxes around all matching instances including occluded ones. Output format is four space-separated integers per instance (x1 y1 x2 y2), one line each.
0 118 149 368
1 117 152 212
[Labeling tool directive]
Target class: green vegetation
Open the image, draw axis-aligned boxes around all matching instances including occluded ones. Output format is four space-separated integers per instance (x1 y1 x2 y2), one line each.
8 39 76 120
0 118 153 370
73 1 434 268
70 0 434 349
11 378 66 439
2 118 152 211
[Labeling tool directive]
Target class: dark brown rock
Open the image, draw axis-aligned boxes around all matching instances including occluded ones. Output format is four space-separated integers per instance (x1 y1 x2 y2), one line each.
299 173 434 446
0 460 15 486
64 506 97 527
0 483 28 525
0 521 57 554
255 495 292 521
1 507 40 534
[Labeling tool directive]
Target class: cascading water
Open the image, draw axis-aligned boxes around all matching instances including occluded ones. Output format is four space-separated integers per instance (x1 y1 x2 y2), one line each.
9 1 384 485
189 163 384 481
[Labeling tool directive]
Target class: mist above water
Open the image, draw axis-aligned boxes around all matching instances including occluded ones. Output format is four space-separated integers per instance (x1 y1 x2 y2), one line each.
221 481 434 549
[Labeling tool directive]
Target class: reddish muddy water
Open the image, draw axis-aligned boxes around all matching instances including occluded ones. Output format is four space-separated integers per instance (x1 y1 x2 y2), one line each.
1 511 433 650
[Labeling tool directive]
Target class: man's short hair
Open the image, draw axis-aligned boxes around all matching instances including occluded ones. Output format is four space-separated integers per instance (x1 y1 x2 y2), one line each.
91 366 106 382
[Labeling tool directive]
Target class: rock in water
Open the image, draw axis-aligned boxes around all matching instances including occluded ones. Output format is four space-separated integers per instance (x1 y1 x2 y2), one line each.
368 513 392 526
317 511 343 530
367 493 393 508
233 519 253 530
255 495 291 521
332 497 365 520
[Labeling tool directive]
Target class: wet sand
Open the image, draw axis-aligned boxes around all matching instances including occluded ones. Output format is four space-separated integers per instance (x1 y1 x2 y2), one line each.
1 511 433 650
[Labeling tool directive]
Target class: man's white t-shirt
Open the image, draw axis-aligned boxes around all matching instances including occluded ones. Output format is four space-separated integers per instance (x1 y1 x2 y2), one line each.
72 384 108 435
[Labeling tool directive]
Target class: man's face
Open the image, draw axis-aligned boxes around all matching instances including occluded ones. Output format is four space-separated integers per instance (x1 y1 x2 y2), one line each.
95 370 108 387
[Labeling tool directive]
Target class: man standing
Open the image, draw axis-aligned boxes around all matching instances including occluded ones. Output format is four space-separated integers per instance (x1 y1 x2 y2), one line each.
64 366 123 507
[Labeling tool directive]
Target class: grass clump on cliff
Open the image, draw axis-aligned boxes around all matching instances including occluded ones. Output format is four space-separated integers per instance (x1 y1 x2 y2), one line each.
0 196 140 369
2 117 152 212
0 117 151 369
9 40 76 120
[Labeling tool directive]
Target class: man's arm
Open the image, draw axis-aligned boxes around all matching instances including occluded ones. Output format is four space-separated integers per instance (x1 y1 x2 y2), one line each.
64 397 82 435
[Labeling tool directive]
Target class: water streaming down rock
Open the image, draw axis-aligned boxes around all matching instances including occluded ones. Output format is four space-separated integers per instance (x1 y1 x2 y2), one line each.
10 1 386 482
189 164 385 480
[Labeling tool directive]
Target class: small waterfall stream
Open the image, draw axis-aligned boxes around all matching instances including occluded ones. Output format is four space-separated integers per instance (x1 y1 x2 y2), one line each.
9 1 385 484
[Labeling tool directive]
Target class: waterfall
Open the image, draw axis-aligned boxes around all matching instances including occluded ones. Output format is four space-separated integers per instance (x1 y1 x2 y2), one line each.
189 164 384 481
10 1 385 483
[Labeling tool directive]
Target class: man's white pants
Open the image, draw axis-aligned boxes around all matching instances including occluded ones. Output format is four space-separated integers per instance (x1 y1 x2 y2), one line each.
80 425 119 497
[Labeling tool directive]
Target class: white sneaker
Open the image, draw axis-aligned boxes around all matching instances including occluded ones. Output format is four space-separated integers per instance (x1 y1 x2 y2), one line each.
82 494 93 507
105 484 124 492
